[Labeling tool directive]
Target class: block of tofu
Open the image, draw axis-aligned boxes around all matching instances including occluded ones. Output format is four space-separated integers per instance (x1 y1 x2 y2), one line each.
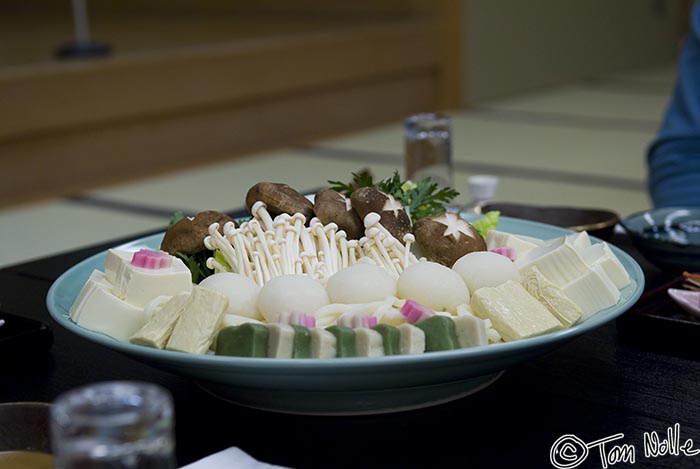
522 266 582 328
355 328 385 357
107 249 192 308
485 230 543 260
452 314 489 348
166 286 228 354
470 280 563 341
310 328 337 358
398 323 426 355
70 270 113 322
129 292 191 349
104 249 132 284
70 270 146 341
267 324 295 358
580 242 630 289
515 237 591 287
142 295 174 322
561 265 620 320
564 231 592 253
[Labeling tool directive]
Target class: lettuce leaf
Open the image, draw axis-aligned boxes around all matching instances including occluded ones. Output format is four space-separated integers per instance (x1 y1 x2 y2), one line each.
472 211 500 238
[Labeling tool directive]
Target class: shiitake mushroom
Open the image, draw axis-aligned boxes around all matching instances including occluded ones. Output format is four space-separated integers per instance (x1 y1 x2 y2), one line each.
350 187 412 242
413 212 486 267
246 182 314 221
161 210 235 255
313 189 364 239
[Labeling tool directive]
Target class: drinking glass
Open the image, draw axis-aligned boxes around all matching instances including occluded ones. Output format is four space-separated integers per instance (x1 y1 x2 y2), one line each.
51 381 176 469
404 113 454 188
0 402 53 469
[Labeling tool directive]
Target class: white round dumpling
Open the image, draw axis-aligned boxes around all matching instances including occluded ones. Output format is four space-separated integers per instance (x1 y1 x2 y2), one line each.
326 263 397 304
199 272 262 320
258 275 330 322
452 251 520 293
397 261 469 311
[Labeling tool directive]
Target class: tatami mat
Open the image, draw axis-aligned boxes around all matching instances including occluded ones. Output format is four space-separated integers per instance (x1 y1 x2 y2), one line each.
607 64 677 85
482 84 670 123
450 116 653 181
0 201 166 268
86 151 400 214
312 114 655 182
452 175 651 217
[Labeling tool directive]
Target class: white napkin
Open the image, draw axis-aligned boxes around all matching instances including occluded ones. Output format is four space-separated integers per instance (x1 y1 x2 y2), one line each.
180 447 291 469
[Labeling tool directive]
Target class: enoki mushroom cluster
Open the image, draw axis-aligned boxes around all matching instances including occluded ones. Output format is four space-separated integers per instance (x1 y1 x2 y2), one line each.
204 201 420 286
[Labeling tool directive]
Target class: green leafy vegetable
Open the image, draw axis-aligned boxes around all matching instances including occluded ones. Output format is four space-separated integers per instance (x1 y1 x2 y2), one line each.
169 210 185 227
328 170 459 223
176 251 213 284
175 249 231 284
471 211 500 237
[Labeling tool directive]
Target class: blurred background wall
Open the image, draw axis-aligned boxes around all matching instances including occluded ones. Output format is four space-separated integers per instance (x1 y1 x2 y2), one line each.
462 0 688 103
0 0 691 206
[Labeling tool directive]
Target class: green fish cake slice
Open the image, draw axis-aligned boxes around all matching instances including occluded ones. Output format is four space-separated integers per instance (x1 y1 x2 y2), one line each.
325 325 357 358
415 315 459 352
216 323 269 357
290 325 312 359
371 324 401 355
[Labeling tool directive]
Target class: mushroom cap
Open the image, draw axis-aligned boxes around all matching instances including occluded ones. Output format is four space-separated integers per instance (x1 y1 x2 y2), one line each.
350 187 411 242
413 212 486 266
160 210 235 255
313 189 364 239
245 182 314 221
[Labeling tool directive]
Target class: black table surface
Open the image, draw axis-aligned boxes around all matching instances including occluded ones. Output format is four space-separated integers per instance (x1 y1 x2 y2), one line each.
2 226 700 469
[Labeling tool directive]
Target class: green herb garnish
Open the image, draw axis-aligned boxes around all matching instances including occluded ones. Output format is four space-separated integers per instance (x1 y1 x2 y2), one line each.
328 170 459 223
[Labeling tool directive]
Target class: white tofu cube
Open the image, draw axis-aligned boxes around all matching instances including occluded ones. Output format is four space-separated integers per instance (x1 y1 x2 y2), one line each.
515 237 590 287
108 249 192 308
71 270 146 341
581 242 631 289
561 266 620 319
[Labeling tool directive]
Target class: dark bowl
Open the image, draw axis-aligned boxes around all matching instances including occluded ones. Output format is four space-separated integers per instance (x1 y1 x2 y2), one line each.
620 207 700 273
481 202 620 240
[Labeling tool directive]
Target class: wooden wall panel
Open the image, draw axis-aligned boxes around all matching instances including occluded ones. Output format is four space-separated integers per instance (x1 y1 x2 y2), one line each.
0 19 435 143
1 73 435 207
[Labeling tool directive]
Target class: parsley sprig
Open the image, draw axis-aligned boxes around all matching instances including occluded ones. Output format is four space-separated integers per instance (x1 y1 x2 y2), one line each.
328 171 459 223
